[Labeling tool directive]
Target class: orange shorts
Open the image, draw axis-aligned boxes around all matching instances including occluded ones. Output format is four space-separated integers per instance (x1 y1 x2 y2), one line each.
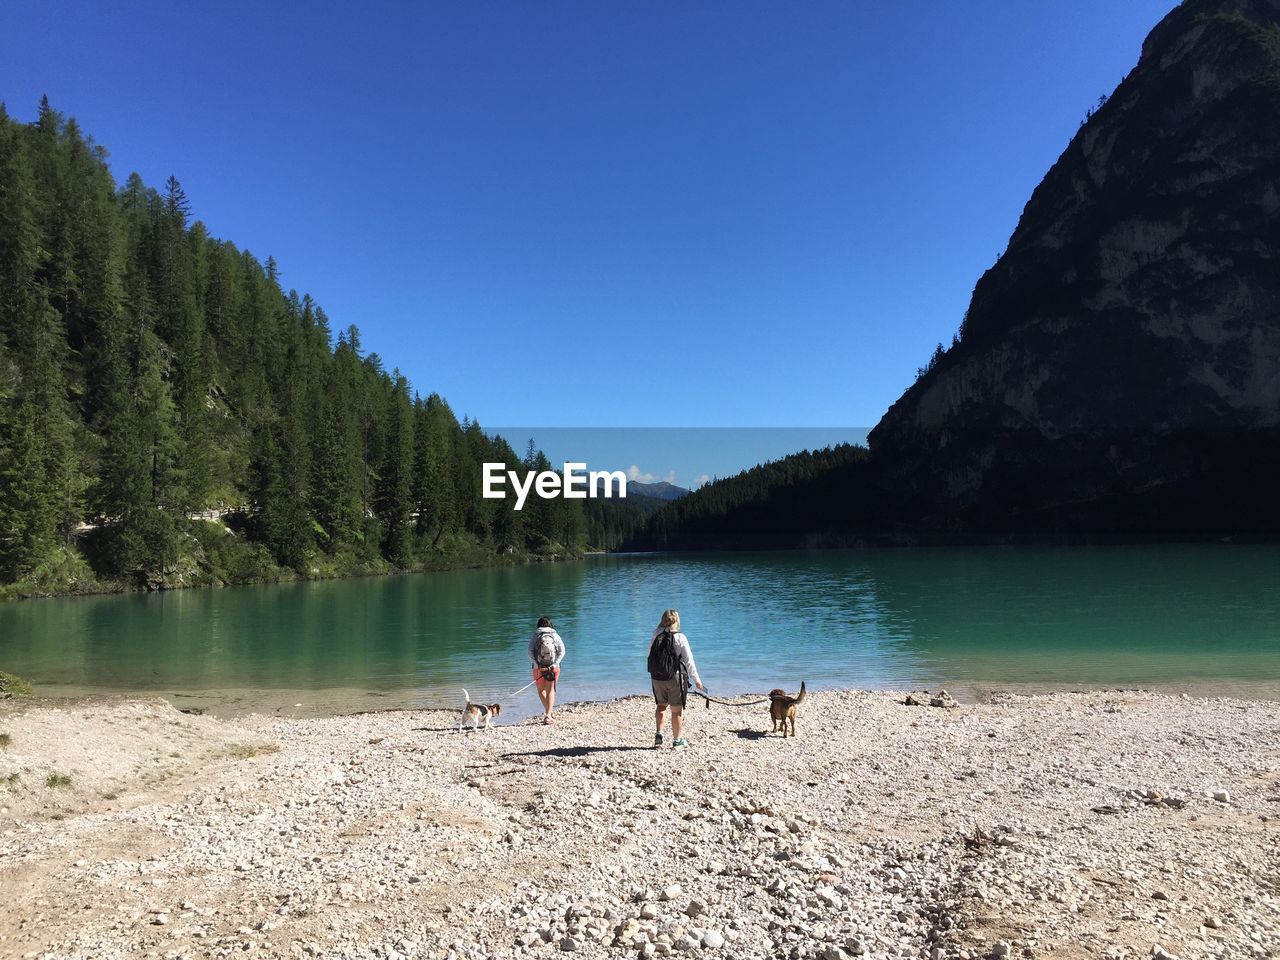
533 665 560 684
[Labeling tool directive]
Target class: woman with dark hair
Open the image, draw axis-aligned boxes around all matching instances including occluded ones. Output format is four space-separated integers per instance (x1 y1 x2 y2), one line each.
527 616 565 724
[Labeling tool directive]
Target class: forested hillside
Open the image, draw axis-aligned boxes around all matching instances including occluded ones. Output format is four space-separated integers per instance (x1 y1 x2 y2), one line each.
622 444 873 550
0 99 636 598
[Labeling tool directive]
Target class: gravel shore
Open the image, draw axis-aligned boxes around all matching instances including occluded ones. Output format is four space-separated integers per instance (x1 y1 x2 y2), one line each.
1 689 1278 960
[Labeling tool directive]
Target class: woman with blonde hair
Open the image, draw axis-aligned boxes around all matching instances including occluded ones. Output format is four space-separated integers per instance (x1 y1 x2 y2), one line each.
646 608 703 750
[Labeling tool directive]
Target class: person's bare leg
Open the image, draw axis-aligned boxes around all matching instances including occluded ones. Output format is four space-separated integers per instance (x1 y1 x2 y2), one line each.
671 705 684 740
655 704 666 733
545 680 556 720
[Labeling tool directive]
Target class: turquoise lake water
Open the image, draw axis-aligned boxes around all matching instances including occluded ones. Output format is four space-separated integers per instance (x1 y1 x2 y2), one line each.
1 546 1278 716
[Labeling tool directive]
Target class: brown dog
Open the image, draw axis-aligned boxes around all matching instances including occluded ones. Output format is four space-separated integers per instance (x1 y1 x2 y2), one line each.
768 681 806 737
459 688 502 732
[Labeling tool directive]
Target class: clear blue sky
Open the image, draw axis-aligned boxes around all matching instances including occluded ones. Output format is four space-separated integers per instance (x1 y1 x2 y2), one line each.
2 0 1173 430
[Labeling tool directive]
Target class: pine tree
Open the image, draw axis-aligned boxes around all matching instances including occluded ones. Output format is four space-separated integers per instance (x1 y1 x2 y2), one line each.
248 394 313 570
0 107 73 566
102 255 185 580
413 393 459 548
457 418 491 539
312 347 363 550
0 389 50 581
163 175 189 223
35 95 57 136
125 323 184 577
377 373 415 566
154 174 212 512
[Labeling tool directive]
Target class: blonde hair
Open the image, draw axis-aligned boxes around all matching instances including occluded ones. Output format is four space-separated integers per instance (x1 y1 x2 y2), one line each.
659 609 680 632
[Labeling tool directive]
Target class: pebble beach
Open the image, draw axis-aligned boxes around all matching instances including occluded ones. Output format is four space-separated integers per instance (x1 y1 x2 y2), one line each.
1 689 1278 960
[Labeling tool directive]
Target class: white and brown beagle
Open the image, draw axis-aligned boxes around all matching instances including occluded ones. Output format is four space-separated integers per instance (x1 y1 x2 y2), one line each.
458 688 502 733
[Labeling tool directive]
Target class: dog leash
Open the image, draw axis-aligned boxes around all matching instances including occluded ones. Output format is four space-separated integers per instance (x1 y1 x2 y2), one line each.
690 689 772 708
508 678 539 698
511 662 561 699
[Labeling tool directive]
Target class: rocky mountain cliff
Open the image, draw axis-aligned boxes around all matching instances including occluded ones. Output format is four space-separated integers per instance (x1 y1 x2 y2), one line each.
868 0 1280 536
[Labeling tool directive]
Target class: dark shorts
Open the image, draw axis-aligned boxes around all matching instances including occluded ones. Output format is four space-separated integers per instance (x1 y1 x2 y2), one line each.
652 675 687 708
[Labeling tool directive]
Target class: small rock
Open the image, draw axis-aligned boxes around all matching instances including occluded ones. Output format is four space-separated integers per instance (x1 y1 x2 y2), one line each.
1204 915 1222 929
661 884 683 902
559 936 579 952
992 942 1010 958
1212 789 1231 803
151 913 169 926
702 930 725 949
685 899 706 917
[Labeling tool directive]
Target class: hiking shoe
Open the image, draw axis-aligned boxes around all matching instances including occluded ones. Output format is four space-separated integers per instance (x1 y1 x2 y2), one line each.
672 737 689 751
654 732 664 748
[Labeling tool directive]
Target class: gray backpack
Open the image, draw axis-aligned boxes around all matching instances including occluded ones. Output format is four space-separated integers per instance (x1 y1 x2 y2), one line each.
535 632 557 667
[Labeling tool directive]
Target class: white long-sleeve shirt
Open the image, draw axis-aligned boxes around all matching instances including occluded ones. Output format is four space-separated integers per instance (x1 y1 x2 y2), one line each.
649 628 701 686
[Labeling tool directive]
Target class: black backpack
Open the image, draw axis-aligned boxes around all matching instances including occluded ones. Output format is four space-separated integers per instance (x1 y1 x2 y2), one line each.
648 629 682 682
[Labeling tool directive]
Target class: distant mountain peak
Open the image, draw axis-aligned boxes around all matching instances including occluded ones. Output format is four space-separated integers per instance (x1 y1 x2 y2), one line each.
626 480 688 501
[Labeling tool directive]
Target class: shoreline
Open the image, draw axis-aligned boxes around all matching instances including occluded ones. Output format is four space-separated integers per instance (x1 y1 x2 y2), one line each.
0 542 590 604
2 687 1277 959
7 676 1280 722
